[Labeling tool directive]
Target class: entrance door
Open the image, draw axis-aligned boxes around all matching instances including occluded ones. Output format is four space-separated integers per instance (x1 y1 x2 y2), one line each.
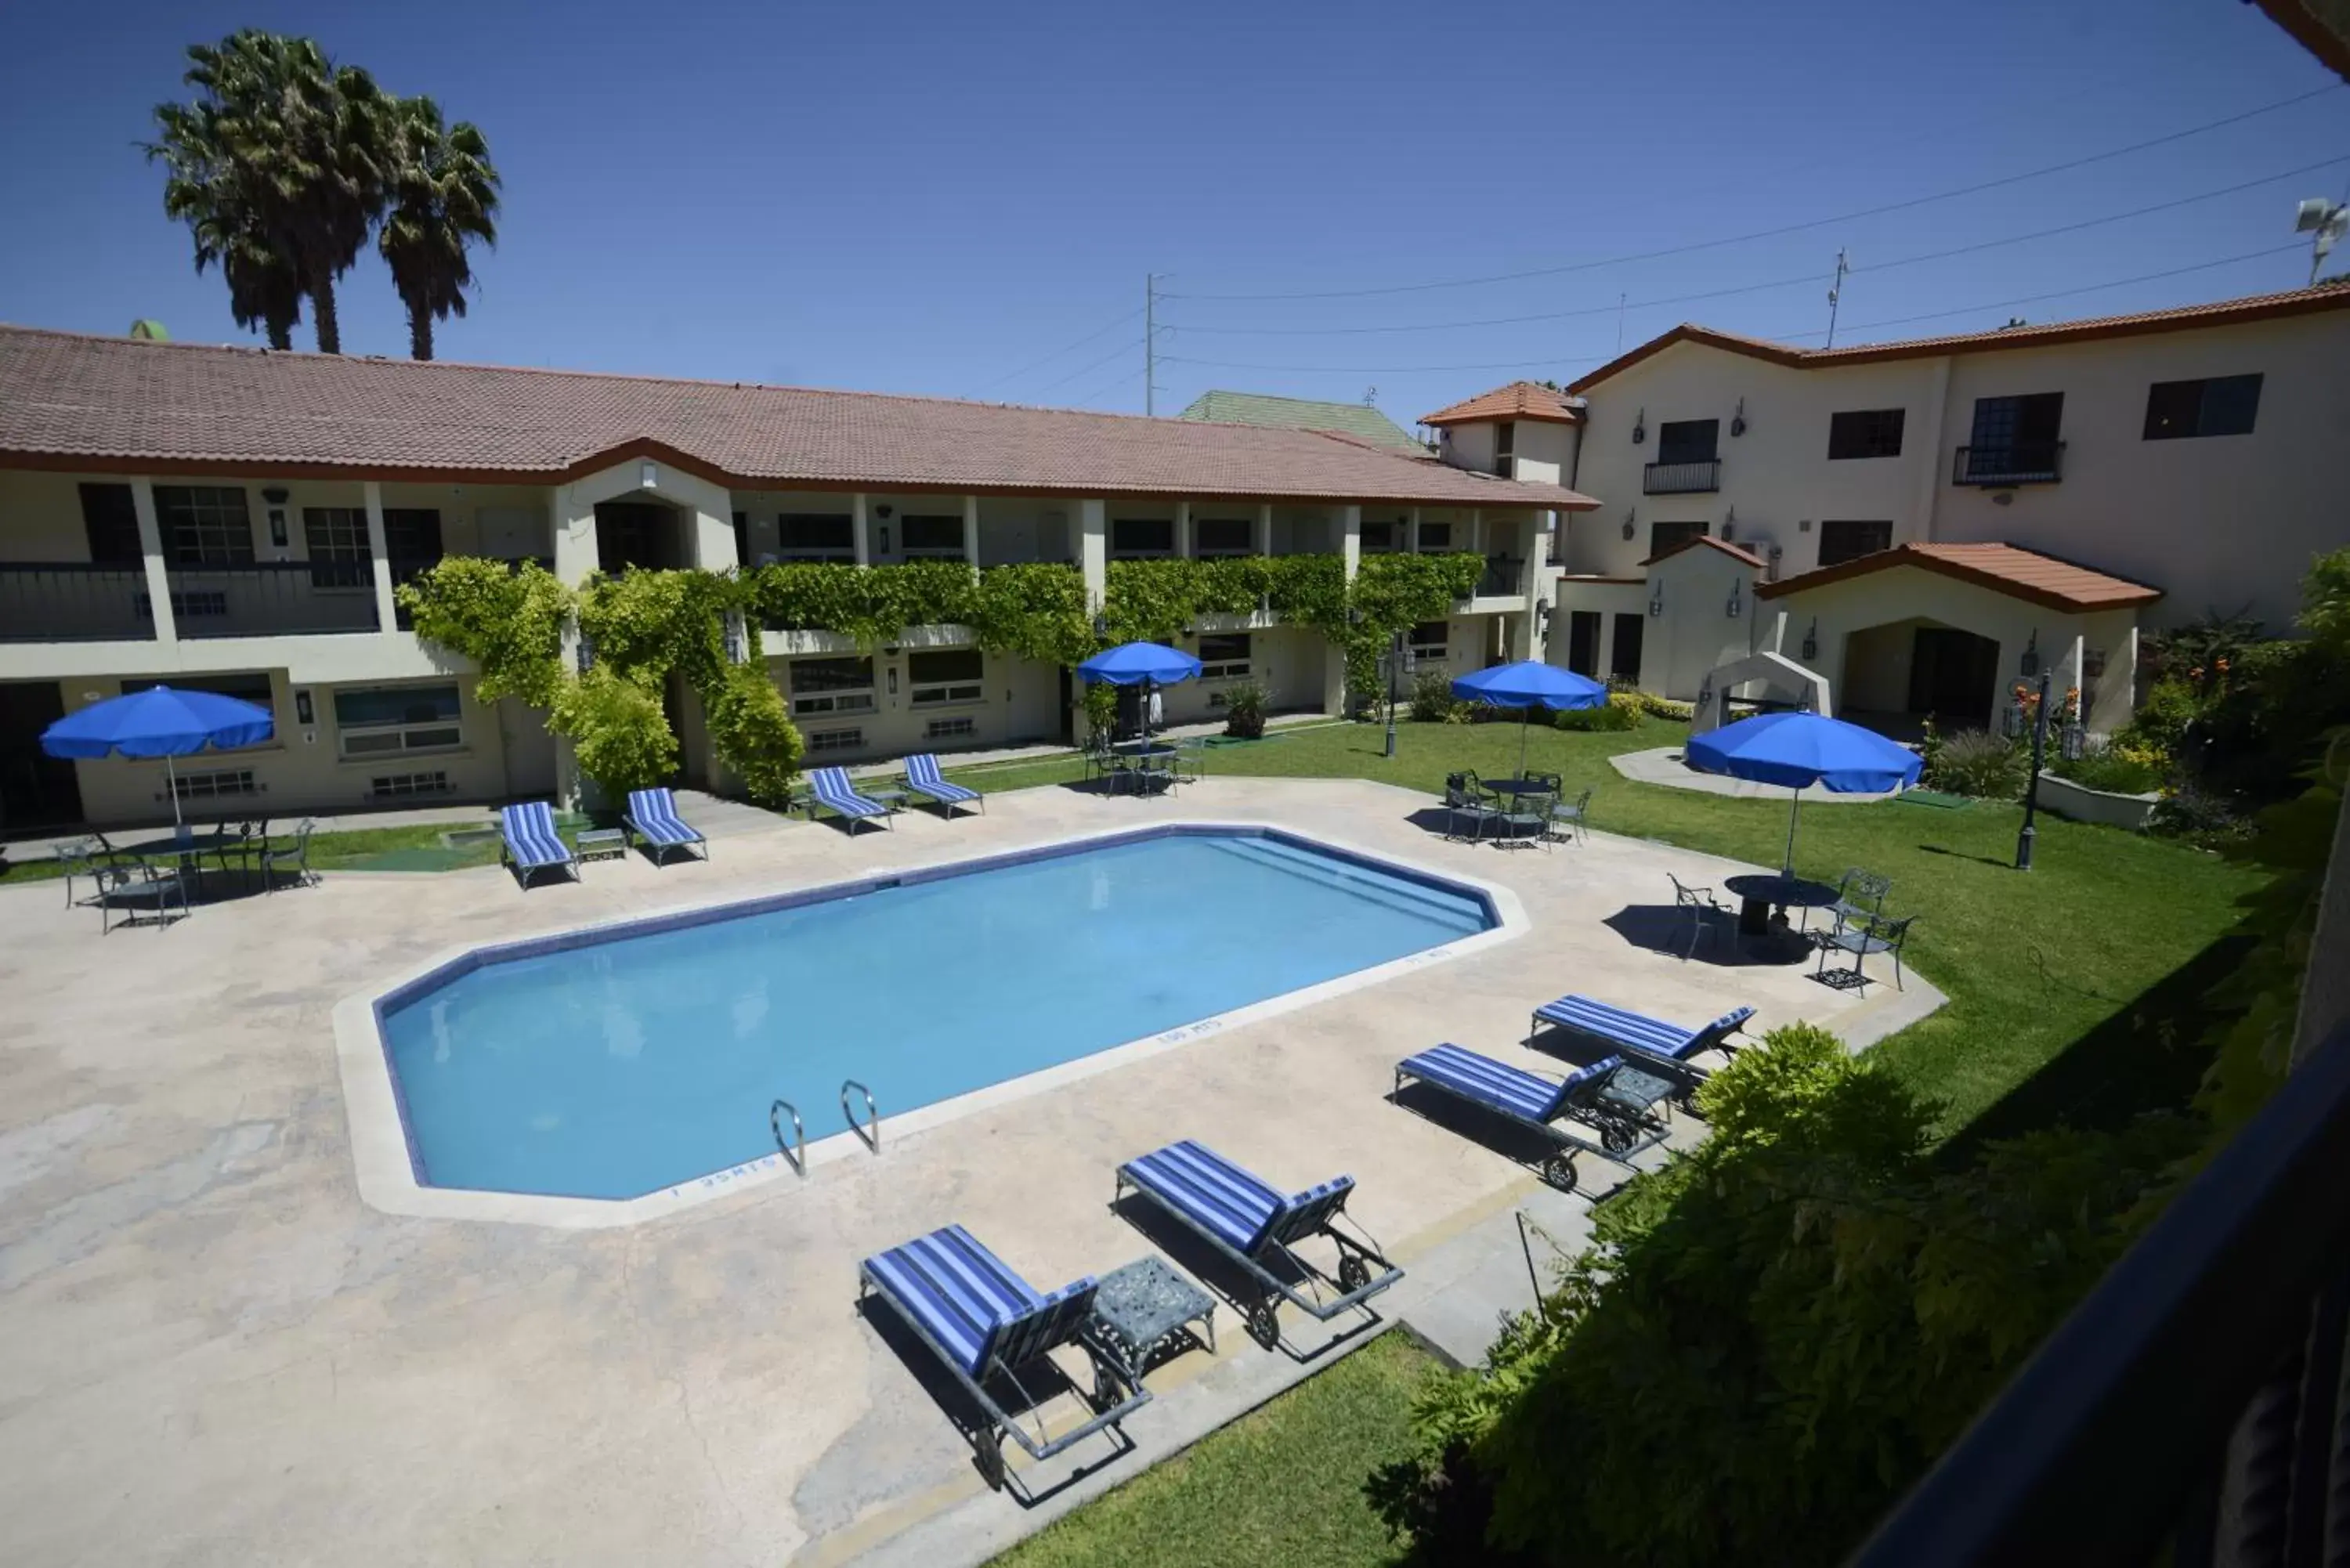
1057 666 1076 745
1565 611 1601 677
1610 612 1645 683
1907 627 1999 729
0 682 83 832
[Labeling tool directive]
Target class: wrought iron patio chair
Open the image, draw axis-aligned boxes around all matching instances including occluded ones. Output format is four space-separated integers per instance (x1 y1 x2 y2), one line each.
262 818 318 891
1668 872 1732 961
1547 786 1594 847
96 860 187 933
1817 912 1920 991
1443 770 1499 844
54 836 113 909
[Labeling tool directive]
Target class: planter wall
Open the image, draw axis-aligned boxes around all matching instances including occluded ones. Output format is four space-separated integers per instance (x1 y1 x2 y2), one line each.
2037 770 2159 831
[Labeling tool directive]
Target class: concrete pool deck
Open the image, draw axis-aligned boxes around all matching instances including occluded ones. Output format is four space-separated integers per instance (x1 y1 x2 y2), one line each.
0 777 1937 1566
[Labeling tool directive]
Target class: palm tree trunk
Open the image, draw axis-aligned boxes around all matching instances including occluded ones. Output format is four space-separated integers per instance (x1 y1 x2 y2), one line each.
266 312 295 352
407 306 433 362
310 278 341 354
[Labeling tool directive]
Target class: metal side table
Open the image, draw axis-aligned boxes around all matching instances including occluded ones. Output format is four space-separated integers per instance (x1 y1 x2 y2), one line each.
1084 1256 1215 1396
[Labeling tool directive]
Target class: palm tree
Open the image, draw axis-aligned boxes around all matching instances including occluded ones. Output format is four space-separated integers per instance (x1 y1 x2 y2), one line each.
149 101 305 349
151 31 390 354
378 96 501 360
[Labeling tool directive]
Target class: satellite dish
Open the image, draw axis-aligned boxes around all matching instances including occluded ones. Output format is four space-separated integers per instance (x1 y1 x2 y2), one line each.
2296 197 2335 233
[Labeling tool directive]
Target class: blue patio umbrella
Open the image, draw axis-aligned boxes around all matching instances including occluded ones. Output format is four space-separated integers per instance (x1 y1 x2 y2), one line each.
1685 710 1923 873
1449 660 1608 779
1076 641 1204 687
42 684 276 829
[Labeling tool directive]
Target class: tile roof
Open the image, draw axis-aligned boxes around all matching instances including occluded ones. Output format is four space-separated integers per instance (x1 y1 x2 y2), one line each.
1567 279 2350 393
1755 543 2164 612
1641 534 1768 569
1419 381 1585 427
1177 389 1426 453
0 326 1597 510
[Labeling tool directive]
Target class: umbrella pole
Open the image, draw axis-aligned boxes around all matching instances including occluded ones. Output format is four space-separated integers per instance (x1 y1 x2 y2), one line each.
167 753 184 831
1783 785 1802 876
1517 708 1531 780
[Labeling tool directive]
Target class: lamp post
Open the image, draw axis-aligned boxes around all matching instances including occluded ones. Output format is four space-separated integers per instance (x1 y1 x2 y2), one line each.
1385 629 1405 758
2015 669 2052 871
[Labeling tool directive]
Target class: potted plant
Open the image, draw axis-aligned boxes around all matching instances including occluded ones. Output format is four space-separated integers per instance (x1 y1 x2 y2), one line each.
1223 679 1268 739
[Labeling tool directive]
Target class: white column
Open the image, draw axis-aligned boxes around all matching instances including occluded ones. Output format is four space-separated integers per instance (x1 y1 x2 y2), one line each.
129 479 178 648
1078 499 1107 609
1253 503 1271 558
962 495 981 569
851 493 870 567
1408 507 1423 553
1470 508 1483 555
1912 355 1953 546
1522 523 1548 652
1175 500 1192 559
362 480 397 636
1339 505 1361 581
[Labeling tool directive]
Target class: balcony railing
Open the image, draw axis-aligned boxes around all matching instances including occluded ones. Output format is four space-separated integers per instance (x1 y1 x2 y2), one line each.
1643 458 1722 495
1953 442 2064 486
1474 556 1528 598
161 562 380 638
390 555 443 630
0 562 159 641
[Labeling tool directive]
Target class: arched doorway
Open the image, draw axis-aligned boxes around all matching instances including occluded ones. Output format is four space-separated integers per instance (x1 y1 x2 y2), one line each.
593 495 685 573
1842 617 2001 734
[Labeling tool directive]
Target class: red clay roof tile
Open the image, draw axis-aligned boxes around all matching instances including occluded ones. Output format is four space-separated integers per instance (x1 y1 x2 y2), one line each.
1755 542 2164 612
1419 381 1584 427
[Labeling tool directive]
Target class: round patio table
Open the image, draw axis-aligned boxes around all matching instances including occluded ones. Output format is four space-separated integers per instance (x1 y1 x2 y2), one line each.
1480 777 1553 799
113 830 254 902
1723 873 1839 938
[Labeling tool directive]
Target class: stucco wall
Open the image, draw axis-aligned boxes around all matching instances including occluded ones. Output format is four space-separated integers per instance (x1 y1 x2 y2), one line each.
1640 545 1765 699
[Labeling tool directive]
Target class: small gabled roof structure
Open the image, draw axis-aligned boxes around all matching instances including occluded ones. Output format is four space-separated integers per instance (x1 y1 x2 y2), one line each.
1755 543 2164 612
1640 534 1768 570
1177 389 1426 454
1419 381 1585 428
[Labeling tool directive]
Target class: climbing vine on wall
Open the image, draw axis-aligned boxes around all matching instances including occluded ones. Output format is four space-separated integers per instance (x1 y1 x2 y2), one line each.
394 557 572 709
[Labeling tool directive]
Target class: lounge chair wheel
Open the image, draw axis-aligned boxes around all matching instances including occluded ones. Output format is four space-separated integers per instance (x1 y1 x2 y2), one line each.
976 1433 1006 1491
1246 1300 1282 1351
1093 1360 1124 1408
1339 1253 1371 1294
1600 1119 1636 1156
1540 1152 1579 1192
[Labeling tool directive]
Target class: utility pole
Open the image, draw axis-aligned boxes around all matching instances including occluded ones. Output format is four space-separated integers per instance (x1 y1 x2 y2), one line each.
1144 273 1159 416
1824 248 1849 349
1614 292 1627 355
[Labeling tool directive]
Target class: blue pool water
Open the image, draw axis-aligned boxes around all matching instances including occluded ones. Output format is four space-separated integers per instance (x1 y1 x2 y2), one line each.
379 829 1492 1199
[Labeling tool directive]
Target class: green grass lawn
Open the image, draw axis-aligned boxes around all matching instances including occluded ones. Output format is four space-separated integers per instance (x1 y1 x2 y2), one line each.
0 814 589 883
992 1331 1430 1568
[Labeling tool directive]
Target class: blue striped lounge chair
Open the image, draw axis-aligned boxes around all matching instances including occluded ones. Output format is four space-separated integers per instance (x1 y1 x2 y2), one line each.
808 766 892 833
903 753 983 818
1115 1140 1402 1351
497 800 577 888
859 1224 1148 1490
1394 1042 1665 1192
623 787 707 865
1529 995 1755 1100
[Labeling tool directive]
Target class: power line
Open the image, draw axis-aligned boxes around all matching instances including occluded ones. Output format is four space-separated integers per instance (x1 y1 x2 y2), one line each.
1804 241 2313 341
1162 85 2345 302
1072 366 1145 409
966 305 1144 395
1025 334 1148 399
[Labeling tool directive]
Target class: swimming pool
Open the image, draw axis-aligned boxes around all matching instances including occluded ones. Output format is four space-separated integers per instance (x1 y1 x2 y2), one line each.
374 826 1496 1201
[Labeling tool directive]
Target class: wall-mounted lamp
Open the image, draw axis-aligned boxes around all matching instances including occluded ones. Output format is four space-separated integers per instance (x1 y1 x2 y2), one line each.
638 460 658 491
267 506 288 548
2083 647 2107 679
1648 582 1665 618
1801 619 1818 662
1631 409 1647 445
876 504 894 519
723 609 748 666
1798 518 1813 533
2061 722 2086 762
1536 600 1554 630
1721 506 1737 542
2019 630 2040 678
887 666 899 697
878 525 891 555
262 486 290 505
1621 511 1636 542
1730 396 1747 438
1726 578 1743 619
294 689 314 725
576 631 596 673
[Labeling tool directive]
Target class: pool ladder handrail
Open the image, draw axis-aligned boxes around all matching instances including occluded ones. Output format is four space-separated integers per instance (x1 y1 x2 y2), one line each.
771 1097 806 1176
841 1078 881 1154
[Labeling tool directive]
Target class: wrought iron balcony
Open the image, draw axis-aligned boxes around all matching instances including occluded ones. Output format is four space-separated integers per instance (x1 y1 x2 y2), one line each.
161 562 381 638
1643 458 1722 495
1953 442 2065 486
0 563 160 641
1474 556 1527 598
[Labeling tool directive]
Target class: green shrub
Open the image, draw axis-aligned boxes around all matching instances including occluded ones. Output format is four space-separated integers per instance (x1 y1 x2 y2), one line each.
2052 738 2166 795
1553 694 1643 732
1925 727 2026 798
2149 783 2253 847
1221 679 1268 739
2117 678 2200 755
701 660 804 807
1409 670 1466 723
551 667 678 800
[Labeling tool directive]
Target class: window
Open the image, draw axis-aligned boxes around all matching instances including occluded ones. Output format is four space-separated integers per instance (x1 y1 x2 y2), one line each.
127 672 273 710
732 509 750 565
1112 517 1173 557
1817 519 1894 567
170 768 258 802
1409 620 1449 663
900 514 965 556
1418 521 1454 551
908 649 983 706
2143 374 2262 439
382 508 443 567
1965 392 2064 479
79 482 142 565
1360 519 1398 554
1494 420 1516 476
778 513 855 560
1649 520 1708 557
368 770 452 800
1828 408 1905 460
1198 633 1251 680
302 507 373 589
332 683 462 758
789 656 875 717
154 486 255 565
807 727 863 754
924 715 977 742
1656 419 1719 465
1196 517 1252 557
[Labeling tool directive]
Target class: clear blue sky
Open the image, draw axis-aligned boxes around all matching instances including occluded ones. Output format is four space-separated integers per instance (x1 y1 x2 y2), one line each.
2 0 2345 427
